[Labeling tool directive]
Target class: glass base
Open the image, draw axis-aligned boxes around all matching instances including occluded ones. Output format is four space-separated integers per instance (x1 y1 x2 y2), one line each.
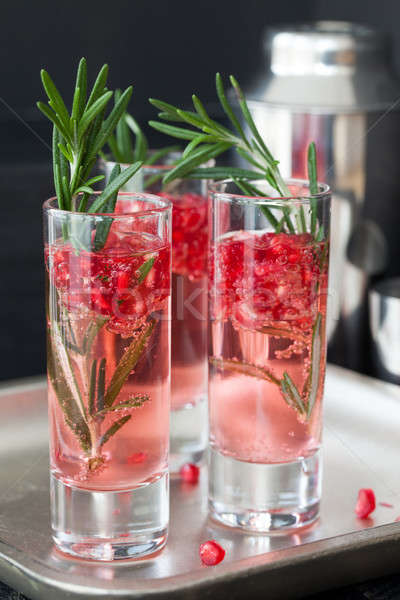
170 394 207 473
51 471 168 561
208 447 321 532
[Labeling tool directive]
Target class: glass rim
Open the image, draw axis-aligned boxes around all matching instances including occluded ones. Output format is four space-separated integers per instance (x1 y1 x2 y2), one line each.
43 191 172 218
209 178 331 205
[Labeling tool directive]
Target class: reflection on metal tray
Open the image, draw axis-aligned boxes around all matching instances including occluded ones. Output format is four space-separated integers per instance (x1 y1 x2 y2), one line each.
0 366 400 600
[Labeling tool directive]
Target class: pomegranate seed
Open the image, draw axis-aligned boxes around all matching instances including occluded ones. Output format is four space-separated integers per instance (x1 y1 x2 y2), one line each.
127 452 147 464
199 540 226 565
180 463 200 484
379 502 394 508
355 488 376 519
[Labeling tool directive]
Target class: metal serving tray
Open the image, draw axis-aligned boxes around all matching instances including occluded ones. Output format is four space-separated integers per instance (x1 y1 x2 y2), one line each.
1 365 400 600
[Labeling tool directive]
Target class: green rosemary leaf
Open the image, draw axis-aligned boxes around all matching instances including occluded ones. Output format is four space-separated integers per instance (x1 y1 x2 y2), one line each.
37 101 71 143
137 257 155 283
74 57 87 119
182 135 219 158
71 86 81 122
78 91 113 141
157 111 184 122
209 357 281 386
179 107 233 138
215 72 249 146
236 147 266 171
78 191 90 212
276 216 285 233
149 120 199 140
315 225 325 242
90 86 133 158
47 330 92 453
61 174 72 211
307 142 319 196
84 175 105 187
49 321 89 430
229 75 272 161
99 415 131 447
280 372 306 415
149 98 183 119
58 142 73 163
82 316 108 355
231 178 279 230
306 312 323 419
89 161 142 213
40 69 70 131
93 163 121 250
97 358 106 413
308 142 319 236
75 185 94 195
163 141 232 184
104 318 156 408
299 206 307 233
52 129 65 210
94 393 149 417
88 359 97 417
124 114 149 162
146 145 181 165
86 63 109 109
283 207 295 234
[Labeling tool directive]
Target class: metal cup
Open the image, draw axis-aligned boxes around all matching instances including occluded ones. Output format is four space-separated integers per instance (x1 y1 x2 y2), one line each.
369 278 400 384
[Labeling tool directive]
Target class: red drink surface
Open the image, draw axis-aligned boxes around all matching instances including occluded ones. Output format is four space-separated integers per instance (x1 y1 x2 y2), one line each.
209 230 328 464
46 224 170 491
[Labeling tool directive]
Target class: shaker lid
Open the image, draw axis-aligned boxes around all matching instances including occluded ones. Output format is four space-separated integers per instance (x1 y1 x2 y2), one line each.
246 21 400 112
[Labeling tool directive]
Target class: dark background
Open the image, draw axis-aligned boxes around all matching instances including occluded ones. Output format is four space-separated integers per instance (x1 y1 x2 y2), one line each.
1 0 400 381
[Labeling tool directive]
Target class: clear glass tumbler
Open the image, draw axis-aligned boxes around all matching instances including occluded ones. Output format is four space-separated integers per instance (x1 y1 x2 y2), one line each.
208 179 331 531
44 192 171 560
102 156 208 472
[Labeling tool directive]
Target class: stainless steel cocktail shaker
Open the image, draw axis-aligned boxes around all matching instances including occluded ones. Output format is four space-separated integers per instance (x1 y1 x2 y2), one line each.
243 21 400 371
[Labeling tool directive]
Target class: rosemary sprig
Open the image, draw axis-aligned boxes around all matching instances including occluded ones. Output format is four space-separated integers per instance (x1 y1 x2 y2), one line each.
38 57 143 249
137 257 155 283
210 311 323 421
104 318 156 408
149 74 322 237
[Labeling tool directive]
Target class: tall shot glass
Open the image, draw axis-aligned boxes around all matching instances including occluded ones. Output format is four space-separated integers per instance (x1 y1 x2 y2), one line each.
208 179 331 531
44 193 171 560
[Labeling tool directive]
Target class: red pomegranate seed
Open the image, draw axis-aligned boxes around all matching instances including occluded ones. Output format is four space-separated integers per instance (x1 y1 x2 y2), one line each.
379 502 394 508
199 540 226 566
127 452 147 464
355 488 376 519
180 463 200 484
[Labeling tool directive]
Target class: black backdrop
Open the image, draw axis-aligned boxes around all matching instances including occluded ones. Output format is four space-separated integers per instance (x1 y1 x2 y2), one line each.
1 0 400 380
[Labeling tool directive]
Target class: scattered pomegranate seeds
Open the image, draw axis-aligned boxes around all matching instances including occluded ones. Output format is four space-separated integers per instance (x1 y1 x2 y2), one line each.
355 488 376 519
180 463 200 484
379 502 394 508
199 540 226 566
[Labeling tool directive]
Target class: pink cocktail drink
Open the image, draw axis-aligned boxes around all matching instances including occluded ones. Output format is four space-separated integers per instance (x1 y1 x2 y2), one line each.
44 193 171 559
210 232 327 463
208 180 331 532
